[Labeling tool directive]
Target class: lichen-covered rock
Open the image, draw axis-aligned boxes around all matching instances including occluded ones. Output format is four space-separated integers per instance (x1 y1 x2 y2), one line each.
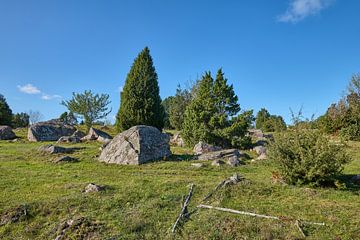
0 126 16 140
193 141 222 155
84 183 104 193
99 125 171 165
82 127 112 143
28 119 76 142
253 146 267 155
198 149 242 167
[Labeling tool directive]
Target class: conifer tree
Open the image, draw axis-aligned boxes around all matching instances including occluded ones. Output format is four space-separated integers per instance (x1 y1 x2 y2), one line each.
116 47 164 131
182 69 252 148
0 94 13 126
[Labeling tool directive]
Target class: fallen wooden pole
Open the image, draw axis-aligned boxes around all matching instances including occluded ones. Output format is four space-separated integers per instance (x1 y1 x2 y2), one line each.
197 204 325 226
171 184 195 233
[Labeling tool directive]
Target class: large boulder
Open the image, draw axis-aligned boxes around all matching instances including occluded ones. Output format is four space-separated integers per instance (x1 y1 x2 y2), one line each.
193 141 222 155
81 127 112 143
99 125 171 165
0 126 16 140
28 119 76 142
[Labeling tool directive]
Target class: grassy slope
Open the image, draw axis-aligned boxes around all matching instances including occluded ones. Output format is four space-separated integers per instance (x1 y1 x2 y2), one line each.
0 128 359 239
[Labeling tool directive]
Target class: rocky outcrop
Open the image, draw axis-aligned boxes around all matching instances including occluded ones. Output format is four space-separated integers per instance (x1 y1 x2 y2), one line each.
28 119 76 142
99 125 171 165
0 126 16 140
193 141 222 155
81 127 112 143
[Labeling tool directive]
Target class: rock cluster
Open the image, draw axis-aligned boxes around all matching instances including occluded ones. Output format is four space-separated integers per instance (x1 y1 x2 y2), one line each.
99 125 171 165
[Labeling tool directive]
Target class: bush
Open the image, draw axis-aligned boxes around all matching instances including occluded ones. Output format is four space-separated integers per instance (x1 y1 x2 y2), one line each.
268 129 351 186
340 124 360 141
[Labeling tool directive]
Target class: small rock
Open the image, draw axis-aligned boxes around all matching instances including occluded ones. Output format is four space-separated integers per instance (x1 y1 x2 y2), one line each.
170 132 185 147
53 156 79 163
253 146 266 155
256 153 267 160
84 183 104 193
224 173 243 186
191 163 204 168
38 145 76 154
57 136 81 143
193 141 222 155
227 155 241 167
211 159 225 166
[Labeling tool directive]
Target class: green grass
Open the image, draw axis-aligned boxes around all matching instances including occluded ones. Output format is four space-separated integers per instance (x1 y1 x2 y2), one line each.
0 128 359 239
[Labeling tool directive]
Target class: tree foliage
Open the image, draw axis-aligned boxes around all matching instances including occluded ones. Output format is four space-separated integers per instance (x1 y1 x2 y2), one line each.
0 94 13 126
12 112 29 128
116 47 164 132
316 73 360 140
182 69 252 148
59 111 78 125
255 108 286 132
62 90 111 130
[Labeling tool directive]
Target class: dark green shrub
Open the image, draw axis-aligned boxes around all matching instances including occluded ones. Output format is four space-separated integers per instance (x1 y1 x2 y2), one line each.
268 129 351 186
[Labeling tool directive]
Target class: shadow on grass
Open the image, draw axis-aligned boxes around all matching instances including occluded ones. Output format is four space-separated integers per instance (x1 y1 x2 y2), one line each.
335 174 360 193
166 154 196 162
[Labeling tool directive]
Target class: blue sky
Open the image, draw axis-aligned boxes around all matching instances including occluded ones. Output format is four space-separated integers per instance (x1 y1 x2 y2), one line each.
1 0 360 123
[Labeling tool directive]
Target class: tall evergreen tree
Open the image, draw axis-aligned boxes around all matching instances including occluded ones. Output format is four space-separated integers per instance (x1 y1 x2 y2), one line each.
0 94 13 126
168 85 192 130
182 70 252 148
116 47 164 131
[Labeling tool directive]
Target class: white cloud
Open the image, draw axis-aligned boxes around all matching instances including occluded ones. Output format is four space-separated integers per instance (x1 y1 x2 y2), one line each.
278 0 334 23
118 85 123 93
17 84 41 94
41 94 62 100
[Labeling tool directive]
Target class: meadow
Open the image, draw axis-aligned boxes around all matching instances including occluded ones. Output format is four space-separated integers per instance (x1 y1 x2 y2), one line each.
0 128 359 239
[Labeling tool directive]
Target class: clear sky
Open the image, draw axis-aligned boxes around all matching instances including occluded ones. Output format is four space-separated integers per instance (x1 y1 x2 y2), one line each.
1 0 360 123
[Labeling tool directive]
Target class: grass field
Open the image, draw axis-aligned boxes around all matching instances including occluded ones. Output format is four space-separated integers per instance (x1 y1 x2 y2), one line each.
0 128 359 239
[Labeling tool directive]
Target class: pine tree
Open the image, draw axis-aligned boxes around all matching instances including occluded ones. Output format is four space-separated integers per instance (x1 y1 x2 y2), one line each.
116 47 164 131
168 85 192 130
182 69 251 148
0 94 13 126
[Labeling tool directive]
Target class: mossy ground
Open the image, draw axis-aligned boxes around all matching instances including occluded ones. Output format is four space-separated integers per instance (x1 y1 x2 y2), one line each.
0 128 359 239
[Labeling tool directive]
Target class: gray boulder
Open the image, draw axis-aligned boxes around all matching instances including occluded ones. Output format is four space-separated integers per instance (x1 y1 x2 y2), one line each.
99 125 171 165
84 183 104 193
28 119 76 142
253 146 267 155
0 126 16 140
193 141 222 155
82 127 112 143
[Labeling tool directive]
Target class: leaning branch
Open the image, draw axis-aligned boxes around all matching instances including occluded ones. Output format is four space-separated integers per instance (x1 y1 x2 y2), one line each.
171 184 195 233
